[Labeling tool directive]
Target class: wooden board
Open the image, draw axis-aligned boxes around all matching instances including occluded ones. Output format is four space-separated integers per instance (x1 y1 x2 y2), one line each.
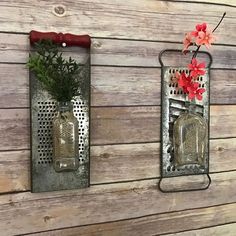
178 0 236 7
0 138 235 193
165 223 236 236
1 171 236 235
0 105 235 150
0 1 235 43
0 34 235 69
29 203 236 236
0 64 236 108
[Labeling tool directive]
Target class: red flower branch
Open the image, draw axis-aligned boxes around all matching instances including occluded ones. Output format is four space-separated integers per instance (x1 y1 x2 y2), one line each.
176 12 226 101
188 58 206 78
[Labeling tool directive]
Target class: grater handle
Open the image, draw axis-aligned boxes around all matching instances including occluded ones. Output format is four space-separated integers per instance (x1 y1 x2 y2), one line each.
158 49 213 68
29 30 91 48
158 174 211 193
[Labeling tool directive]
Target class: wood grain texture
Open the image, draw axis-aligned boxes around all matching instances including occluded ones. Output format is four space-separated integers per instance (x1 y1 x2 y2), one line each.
0 0 235 235
165 223 236 236
0 171 236 235
0 105 235 150
178 0 236 7
0 109 29 150
1 138 235 193
0 64 236 108
0 34 235 69
0 150 29 192
0 1 235 43
29 203 236 236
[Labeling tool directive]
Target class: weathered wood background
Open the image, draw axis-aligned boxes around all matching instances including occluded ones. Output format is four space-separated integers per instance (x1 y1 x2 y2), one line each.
0 0 235 235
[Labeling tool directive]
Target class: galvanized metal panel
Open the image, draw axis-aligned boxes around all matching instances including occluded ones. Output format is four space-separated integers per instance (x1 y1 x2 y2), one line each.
30 53 90 193
159 50 211 190
161 66 209 178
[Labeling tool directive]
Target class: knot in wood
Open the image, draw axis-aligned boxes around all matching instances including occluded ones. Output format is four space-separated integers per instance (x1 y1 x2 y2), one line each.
43 215 52 222
101 153 109 159
52 5 66 17
92 41 102 48
217 146 224 152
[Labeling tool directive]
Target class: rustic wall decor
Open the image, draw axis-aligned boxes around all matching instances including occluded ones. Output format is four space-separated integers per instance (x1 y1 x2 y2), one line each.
158 14 226 192
0 2 235 235
158 49 212 192
29 31 91 192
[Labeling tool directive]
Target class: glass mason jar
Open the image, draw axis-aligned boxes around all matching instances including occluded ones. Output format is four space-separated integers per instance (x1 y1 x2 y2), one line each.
173 104 207 167
52 101 79 172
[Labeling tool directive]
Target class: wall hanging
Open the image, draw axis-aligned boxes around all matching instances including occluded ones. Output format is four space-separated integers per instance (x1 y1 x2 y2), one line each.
158 13 226 192
28 31 91 192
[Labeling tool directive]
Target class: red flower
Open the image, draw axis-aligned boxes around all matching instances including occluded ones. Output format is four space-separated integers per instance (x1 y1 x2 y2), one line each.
188 58 206 78
191 23 207 37
195 30 215 49
177 72 192 93
187 82 206 100
176 71 206 100
183 32 193 52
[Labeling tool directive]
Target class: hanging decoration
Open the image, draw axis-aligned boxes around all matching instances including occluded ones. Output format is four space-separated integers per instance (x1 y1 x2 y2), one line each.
28 31 91 192
158 13 226 192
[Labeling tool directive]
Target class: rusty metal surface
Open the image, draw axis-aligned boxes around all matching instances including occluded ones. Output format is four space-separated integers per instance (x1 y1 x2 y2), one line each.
161 66 210 178
30 57 90 193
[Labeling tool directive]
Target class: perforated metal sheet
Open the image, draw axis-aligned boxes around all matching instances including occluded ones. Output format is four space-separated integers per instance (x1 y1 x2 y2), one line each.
161 67 210 177
30 68 90 193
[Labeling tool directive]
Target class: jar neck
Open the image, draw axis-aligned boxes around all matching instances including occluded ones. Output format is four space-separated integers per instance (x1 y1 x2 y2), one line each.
57 101 73 113
185 101 196 113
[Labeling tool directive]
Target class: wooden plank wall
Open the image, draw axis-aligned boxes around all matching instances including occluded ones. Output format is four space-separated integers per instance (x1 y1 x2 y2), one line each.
0 0 235 235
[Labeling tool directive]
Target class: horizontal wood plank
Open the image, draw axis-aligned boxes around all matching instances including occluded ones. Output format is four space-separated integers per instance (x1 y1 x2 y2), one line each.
0 65 235 108
1 171 236 235
0 34 235 69
0 150 29 192
0 105 235 150
93 105 236 144
0 137 235 193
0 1 235 43
165 223 236 236
178 0 236 7
29 203 236 236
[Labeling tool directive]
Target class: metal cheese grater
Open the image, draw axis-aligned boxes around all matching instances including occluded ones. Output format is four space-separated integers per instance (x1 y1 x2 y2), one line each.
158 49 212 192
29 31 91 192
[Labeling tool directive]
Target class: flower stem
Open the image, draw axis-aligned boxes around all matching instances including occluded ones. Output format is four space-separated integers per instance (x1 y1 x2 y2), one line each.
191 12 226 60
213 12 226 32
192 45 201 59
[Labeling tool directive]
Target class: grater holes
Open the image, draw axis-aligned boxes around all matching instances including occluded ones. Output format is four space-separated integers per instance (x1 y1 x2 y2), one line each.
167 147 171 153
37 101 56 165
37 99 87 166
165 68 208 176
166 165 178 173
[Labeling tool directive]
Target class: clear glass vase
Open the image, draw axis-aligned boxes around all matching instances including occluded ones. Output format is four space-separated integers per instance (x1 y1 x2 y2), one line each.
173 104 207 167
52 101 79 172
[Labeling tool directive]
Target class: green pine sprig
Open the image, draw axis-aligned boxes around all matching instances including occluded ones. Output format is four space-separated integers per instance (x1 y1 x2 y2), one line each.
27 40 87 102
